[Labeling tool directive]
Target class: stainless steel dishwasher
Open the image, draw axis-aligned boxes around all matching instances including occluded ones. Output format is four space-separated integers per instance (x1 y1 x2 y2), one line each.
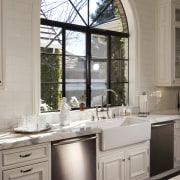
150 121 174 177
51 134 96 180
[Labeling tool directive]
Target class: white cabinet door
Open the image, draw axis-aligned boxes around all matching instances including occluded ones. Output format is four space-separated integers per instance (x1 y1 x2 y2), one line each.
98 152 125 180
126 147 149 180
3 162 48 180
156 0 180 86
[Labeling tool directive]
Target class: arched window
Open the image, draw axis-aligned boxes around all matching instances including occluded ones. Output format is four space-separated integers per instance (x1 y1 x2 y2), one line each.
40 0 129 112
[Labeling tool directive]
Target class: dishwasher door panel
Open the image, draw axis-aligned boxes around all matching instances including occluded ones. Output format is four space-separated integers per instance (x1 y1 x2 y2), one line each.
51 135 96 180
150 122 174 177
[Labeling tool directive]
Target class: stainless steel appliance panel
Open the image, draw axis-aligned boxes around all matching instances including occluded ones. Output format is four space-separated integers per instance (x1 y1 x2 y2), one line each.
150 121 174 177
51 135 96 180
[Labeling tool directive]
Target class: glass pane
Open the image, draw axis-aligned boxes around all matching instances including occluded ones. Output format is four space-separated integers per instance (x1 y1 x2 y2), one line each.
91 83 107 107
176 28 180 78
40 25 62 50
66 83 86 108
90 0 128 33
111 36 128 59
41 0 86 26
41 83 62 112
91 60 108 107
176 9 180 22
111 60 128 82
41 48 62 82
41 47 62 112
65 56 86 79
66 31 86 56
111 83 128 105
91 34 107 59
65 32 86 108
91 60 107 79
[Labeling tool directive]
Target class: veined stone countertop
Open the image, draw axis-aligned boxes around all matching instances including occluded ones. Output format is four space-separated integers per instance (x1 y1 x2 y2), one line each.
0 109 180 151
129 114 180 124
0 122 101 150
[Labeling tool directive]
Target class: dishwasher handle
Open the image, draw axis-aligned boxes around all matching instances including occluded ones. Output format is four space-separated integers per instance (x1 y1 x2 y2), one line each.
52 136 96 146
152 122 174 128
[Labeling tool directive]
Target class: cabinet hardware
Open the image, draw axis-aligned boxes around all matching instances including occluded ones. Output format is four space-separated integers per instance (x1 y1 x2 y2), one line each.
19 153 32 158
122 159 125 162
128 157 130 160
20 168 33 173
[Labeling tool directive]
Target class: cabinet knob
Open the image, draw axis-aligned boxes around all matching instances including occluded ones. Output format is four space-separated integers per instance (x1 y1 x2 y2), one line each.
128 157 131 160
122 159 125 162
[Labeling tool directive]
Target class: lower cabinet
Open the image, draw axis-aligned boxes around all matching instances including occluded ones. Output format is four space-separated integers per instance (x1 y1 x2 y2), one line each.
97 141 149 180
0 143 51 180
3 162 48 180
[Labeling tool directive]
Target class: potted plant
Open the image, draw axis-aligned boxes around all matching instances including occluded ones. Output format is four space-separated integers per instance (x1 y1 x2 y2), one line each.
79 95 86 111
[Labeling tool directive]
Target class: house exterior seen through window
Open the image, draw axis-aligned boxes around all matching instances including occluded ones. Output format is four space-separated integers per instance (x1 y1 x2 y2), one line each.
40 0 129 112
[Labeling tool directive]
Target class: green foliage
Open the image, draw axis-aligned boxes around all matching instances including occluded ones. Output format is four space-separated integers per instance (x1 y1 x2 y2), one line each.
41 48 62 111
91 0 117 24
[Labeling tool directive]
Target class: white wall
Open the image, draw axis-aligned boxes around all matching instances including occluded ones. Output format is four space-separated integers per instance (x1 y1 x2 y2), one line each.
125 0 180 111
0 0 179 129
0 0 40 129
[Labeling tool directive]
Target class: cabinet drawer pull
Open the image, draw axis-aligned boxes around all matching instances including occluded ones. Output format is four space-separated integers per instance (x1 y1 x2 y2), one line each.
19 153 32 158
20 168 33 173
128 157 131 160
122 159 125 162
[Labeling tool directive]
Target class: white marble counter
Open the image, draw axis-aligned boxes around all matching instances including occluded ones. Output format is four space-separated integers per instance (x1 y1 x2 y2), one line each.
0 123 101 150
0 109 180 151
129 114 180 124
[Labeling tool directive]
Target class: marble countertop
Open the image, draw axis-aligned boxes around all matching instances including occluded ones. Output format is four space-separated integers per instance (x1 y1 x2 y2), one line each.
0 109 180 151
0 122 101 150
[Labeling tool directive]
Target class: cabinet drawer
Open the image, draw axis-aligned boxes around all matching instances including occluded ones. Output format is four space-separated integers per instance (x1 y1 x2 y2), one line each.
2 144 49 166
3 161 48 180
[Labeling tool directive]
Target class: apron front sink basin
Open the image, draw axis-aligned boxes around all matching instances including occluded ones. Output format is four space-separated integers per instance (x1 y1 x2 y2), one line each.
91 118 151 151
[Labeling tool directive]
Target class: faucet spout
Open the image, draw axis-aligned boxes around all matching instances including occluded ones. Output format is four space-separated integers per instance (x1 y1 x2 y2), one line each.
101 89 118 110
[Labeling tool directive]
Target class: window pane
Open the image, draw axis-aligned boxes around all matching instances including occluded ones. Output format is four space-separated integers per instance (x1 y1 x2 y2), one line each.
91 34 107 59
65 30 86 108
66 31 86 56
66 83 86 108
111 83 128 105
41 83 62 111
91 60 108 107
40 25 62 49
41 0 86 26
90 0 128 33
41 47 62 112
111 37 128 59
111 60 128 82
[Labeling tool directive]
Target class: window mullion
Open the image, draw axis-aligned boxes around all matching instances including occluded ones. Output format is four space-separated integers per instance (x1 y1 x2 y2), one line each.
86 31 91 107
62 28 66 97
107 35 111 104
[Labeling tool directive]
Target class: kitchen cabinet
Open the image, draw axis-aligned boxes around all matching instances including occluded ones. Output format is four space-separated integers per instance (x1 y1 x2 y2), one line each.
97 141 149 180
174 120 180 167
156 0 180 86
0 0 3 87
3 162 48 180
0 143 51 180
